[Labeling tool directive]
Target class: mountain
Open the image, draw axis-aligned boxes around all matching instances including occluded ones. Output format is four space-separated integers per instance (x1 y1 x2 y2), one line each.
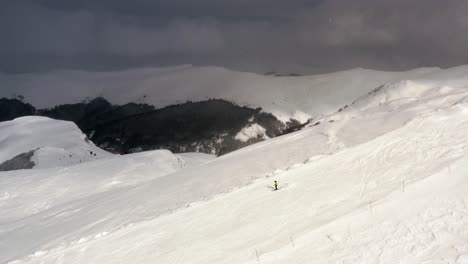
0 98 35 121
2 65 468 263
0 116 112 170
0 66 441 155
0 98 289 155
0 65 439 122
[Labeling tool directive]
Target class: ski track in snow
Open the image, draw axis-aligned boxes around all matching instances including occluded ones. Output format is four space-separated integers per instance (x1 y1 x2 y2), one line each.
3 66 468 263
7 105 468 263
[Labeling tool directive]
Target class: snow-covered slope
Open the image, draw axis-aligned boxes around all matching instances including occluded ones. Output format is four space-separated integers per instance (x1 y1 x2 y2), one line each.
0 116 111 169
3 66 468 263
0 65 440 122
0 149 213 224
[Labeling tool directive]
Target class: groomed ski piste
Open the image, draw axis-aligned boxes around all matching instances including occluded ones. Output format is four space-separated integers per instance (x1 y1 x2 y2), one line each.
2 66 468 263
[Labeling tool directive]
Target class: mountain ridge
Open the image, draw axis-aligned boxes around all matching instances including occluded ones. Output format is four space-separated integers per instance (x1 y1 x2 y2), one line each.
0 65 442 122
2 65 468 263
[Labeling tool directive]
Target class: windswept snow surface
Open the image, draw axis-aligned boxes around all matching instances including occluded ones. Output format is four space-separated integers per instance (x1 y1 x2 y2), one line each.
3 66 468 263
0 116 111 169
0 149 213 222
0 65 440 122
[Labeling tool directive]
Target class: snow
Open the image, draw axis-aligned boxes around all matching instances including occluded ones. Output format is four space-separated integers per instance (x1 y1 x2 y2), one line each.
235 123 269 142
0 116 111 169
173 152 216 167
3 66 468 263
0 149 213 224
0 65 440 122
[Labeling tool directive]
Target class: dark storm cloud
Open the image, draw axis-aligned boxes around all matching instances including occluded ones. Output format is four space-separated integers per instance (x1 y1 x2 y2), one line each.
2 0 468 73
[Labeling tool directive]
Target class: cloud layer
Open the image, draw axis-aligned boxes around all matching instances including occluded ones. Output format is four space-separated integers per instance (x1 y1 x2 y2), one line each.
2 0 468 73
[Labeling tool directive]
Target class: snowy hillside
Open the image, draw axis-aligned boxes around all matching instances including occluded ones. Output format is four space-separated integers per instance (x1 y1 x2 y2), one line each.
0 65 440 122
2 66 468 263
0 116 111 170
0 149 213 224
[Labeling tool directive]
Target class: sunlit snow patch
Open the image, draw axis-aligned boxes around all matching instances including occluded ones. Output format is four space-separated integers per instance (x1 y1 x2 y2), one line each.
235 123 269 142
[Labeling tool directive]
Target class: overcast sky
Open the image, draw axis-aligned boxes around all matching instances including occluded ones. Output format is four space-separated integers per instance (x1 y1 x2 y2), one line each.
2 0 468 74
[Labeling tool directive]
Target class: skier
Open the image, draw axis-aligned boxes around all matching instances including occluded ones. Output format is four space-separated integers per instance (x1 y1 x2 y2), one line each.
274 180 278 191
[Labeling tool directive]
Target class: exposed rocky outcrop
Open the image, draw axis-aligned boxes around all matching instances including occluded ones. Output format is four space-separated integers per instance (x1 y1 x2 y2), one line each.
0 150 36 172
